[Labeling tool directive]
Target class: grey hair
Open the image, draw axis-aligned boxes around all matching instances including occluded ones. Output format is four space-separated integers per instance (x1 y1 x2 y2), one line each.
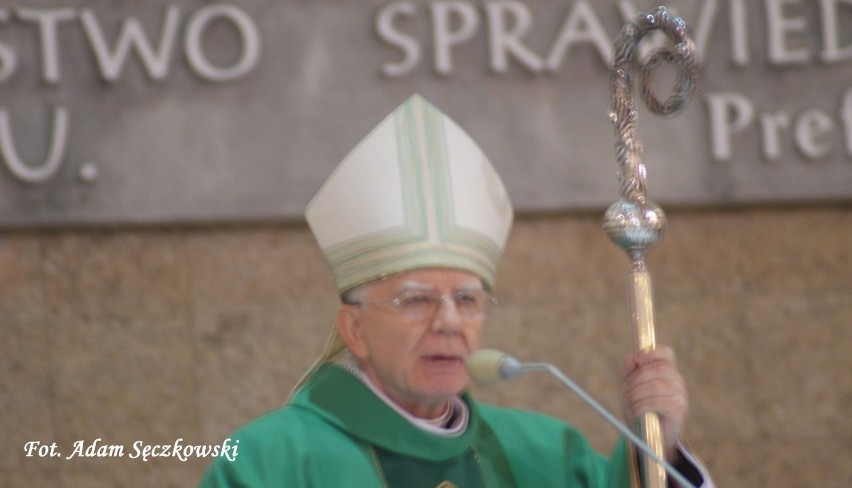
340 282 370 305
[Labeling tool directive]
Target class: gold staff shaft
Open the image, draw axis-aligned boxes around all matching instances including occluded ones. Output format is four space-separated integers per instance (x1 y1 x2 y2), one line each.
628 262 666 488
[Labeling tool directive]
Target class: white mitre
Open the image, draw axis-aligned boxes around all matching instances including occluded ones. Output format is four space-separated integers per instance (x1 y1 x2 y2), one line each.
296 94 513 391
306 94 513 291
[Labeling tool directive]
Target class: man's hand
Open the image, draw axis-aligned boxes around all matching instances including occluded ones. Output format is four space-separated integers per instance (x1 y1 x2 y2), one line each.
621 345 688 460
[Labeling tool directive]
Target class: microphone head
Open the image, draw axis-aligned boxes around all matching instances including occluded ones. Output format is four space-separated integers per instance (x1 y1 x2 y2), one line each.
467 349 511 385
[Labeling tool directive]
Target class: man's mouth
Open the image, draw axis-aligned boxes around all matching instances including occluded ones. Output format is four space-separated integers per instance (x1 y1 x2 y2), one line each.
423 354 465 365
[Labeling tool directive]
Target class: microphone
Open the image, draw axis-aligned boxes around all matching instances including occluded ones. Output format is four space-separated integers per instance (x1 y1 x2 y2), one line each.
466 349 524 383
466 349 697 488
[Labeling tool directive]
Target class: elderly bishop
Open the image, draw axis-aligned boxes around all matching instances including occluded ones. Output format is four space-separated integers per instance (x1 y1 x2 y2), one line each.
200 95 715 488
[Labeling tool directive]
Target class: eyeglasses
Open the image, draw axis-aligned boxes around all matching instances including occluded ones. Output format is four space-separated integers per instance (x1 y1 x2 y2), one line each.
348 289 497 323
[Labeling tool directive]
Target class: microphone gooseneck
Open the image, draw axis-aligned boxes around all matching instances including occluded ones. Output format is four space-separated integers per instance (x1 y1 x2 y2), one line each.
465 349 698 488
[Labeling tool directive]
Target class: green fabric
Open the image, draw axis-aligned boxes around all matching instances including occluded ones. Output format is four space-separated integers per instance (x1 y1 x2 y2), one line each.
199 365 632 487
374 445 487 488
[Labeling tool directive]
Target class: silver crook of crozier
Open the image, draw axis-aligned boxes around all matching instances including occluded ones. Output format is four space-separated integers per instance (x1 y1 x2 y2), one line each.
603 6 699 258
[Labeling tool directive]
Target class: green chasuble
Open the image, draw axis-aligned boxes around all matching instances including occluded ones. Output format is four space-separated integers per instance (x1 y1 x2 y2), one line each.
199 364 633 488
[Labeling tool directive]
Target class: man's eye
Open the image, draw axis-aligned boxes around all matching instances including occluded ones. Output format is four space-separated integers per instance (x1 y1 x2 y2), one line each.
398 294 436 307
454 293 479 306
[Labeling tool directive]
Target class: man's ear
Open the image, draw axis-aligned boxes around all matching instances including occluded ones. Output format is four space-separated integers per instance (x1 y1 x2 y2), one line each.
336 305 369 360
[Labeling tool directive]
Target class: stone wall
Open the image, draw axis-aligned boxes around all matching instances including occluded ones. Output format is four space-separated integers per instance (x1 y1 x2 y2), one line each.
3 205 850 487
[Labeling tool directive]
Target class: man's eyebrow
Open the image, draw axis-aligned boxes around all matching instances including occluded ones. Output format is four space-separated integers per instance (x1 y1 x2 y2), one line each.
457 282 485 292
397 281 434 292
397 280 484 292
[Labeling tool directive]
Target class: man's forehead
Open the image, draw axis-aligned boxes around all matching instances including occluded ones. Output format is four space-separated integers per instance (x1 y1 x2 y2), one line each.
377 269 484 290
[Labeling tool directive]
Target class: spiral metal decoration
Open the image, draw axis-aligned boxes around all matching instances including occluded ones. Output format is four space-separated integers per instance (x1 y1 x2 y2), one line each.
609 6 699 206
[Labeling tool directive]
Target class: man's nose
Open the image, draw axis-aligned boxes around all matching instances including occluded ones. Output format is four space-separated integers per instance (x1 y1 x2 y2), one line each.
430 296 463 334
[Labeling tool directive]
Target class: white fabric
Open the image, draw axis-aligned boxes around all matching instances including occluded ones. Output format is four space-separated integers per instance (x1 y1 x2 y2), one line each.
305 94 513 293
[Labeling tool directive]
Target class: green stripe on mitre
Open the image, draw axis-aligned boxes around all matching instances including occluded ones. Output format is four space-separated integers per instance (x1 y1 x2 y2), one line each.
329 237 502 293
394 93 453 240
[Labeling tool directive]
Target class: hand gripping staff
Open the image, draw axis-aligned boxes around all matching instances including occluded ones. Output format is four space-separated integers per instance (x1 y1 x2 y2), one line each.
603 6 699 488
